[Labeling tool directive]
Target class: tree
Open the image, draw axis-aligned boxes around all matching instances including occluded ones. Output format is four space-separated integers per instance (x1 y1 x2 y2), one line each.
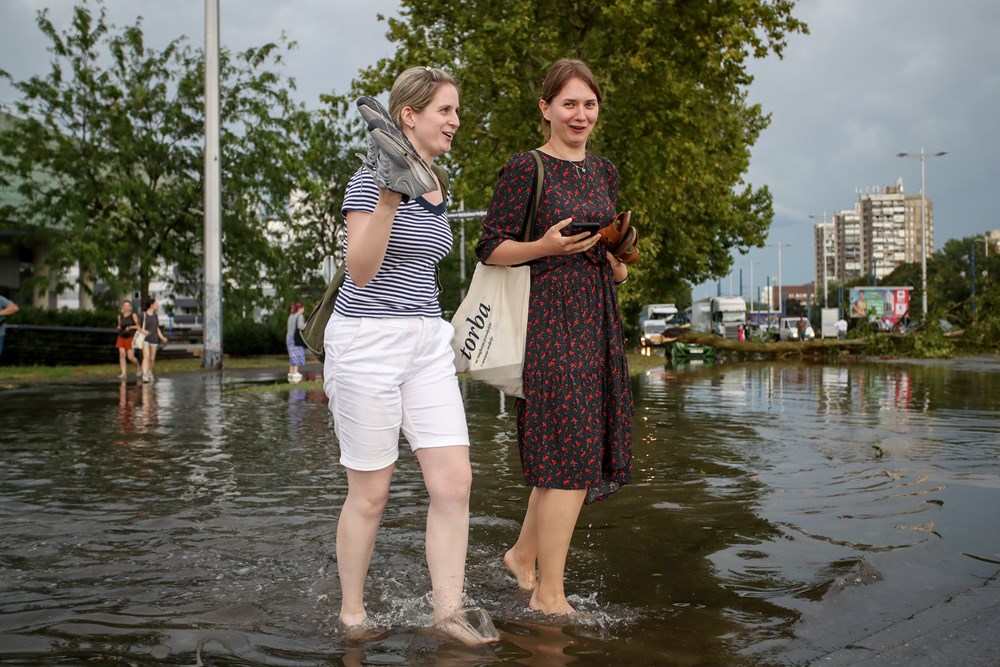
927 237 999 324
268 96 360 309
354 0 807 320
0 1 314 317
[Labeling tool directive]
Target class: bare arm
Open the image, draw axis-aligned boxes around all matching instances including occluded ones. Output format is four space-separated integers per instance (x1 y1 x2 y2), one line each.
345 188 404 287
481 218 601 266
0 302 18 317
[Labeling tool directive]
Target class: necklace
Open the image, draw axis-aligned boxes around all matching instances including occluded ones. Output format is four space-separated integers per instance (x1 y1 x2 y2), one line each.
545 145 587 177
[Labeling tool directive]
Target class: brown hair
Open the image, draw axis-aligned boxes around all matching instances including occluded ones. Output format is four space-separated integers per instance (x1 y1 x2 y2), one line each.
540 58 603 140
388 66 458 128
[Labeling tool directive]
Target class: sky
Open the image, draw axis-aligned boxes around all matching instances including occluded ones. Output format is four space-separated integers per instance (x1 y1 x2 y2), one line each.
2 0 998 299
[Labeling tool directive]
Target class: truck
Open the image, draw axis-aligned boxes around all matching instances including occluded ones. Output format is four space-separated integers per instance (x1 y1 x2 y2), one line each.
637 304 680 348
688 296 747 340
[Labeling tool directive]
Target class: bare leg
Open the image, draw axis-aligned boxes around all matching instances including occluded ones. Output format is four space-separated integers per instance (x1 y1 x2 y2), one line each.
528 488 586 615
118 348 127 376
127 348 140 373
337 465 393 627
415 445 472 621
147 345 158 374
416 446 497 644
505 487 541 591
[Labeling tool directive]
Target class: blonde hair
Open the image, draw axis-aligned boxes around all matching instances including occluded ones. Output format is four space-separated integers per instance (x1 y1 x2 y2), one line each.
540 58 603 140
388 66 457 128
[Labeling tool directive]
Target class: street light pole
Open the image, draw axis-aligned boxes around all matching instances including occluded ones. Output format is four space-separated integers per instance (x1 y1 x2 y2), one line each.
768 243 791 316
897 148 948 318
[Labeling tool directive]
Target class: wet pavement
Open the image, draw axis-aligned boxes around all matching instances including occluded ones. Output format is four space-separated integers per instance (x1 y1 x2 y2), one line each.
2 359 999 665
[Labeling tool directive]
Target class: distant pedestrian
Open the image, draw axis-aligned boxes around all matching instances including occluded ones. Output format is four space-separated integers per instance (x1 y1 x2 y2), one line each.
796 317 807 341
115 299 141 379
138 297 167 383
0 292 19 363
286 302 306 382
835 317 848 339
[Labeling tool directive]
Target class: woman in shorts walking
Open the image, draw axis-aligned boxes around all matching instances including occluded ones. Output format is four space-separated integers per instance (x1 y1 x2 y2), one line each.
323 66 496 645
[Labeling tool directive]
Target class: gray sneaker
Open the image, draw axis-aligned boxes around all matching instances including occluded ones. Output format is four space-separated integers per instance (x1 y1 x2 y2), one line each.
355 133 380 180
356 96 437 200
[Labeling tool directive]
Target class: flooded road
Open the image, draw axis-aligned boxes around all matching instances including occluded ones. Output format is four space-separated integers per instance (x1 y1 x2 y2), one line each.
1 358 999 665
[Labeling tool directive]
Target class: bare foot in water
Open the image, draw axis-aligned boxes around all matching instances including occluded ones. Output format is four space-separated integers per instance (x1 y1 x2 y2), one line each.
339 615 386 642
504 548 537 591
528 589 576 616
433 607 500 645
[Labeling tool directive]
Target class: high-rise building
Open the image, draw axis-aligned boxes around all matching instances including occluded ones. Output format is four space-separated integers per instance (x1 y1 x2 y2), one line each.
834 206 863 282
813 219 837 304
815 179 932 289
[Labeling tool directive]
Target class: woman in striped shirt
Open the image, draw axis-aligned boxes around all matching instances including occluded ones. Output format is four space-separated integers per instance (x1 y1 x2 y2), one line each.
323 67 496 644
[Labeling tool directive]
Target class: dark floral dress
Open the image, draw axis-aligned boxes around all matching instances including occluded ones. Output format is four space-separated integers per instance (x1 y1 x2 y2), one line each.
475 151 633 503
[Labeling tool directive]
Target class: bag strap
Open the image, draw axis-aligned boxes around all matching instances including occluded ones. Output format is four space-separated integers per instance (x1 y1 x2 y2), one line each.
523 150 544 242
431 163 449 198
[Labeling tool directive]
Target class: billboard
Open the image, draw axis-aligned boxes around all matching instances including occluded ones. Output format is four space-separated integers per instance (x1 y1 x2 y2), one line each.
848 287 913 323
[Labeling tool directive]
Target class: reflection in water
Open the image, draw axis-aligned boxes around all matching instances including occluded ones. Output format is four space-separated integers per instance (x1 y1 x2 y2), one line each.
0 360 999 665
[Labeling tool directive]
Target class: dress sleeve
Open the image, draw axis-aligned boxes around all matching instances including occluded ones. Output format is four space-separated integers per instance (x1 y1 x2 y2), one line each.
475 152 538 262
606 158 620 210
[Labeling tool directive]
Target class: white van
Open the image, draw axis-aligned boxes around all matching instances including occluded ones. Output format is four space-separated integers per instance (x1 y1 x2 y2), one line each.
779 317 814 342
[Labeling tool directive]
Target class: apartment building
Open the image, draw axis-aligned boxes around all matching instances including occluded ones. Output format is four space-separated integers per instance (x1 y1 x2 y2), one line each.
814 179 933 288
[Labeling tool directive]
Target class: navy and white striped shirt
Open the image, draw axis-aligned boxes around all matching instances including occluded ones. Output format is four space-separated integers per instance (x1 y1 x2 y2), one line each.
336 166 452 318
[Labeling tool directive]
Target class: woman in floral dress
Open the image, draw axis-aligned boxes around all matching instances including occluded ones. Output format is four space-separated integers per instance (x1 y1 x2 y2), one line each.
475 58 633 615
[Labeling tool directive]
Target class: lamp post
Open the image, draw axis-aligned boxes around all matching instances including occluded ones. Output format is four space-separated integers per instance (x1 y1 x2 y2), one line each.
897 148 948 317
768 243 791 316
809 213 830 307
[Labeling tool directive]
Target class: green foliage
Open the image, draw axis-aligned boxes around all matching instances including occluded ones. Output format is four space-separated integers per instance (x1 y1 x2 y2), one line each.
270 97 360 309
354 0 807 308
222 313 286 357
909 318 955 358
0 0 354 318
3 305 116 328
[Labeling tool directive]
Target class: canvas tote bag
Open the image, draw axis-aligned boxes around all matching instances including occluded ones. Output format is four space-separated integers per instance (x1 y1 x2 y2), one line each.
131 313 147 350
450 151 543 398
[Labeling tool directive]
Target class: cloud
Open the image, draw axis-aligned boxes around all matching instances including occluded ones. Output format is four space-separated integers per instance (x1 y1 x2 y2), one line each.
2 1 997 295
695 0 1000 299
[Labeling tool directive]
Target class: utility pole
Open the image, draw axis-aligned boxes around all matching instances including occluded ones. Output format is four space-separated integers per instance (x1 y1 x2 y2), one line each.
203 0 223 369
897 148 948 317
768 243 791 316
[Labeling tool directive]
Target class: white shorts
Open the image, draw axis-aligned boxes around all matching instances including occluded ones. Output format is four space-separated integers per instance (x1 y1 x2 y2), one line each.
323 315 469 471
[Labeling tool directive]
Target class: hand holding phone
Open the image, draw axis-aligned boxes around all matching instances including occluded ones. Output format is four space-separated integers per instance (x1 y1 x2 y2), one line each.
562 219 602 236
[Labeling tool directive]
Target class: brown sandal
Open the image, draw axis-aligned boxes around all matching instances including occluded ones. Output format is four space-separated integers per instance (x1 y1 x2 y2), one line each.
613 225 640 265
599 210 631 249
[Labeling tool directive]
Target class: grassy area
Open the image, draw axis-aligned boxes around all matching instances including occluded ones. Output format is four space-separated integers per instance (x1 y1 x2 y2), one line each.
0 355 290 384
2 351 670 392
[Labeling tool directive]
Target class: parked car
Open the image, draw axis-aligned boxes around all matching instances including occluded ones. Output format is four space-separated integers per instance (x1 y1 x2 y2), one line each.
779 317 815 342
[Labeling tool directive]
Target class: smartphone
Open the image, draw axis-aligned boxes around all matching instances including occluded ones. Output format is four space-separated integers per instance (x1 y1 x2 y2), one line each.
563 219 602 236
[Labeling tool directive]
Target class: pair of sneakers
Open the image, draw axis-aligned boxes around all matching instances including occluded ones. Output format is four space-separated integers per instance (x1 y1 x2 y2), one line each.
287 372 302 383
598 211 640 265
356 96 437 200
